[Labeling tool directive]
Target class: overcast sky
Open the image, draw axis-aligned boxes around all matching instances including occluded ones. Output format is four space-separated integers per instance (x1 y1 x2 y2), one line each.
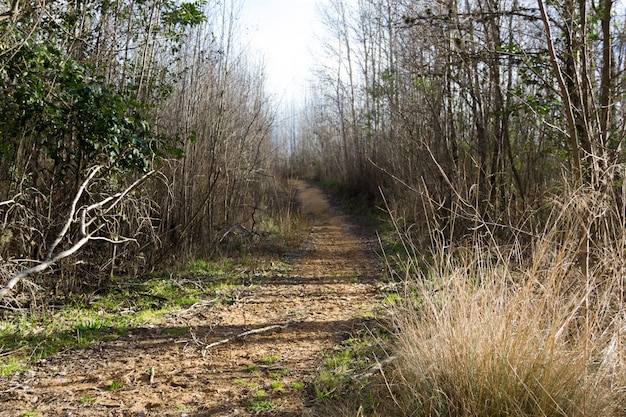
239 0 324 102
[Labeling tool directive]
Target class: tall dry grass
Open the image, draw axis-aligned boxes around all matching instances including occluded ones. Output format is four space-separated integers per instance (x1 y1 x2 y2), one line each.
305 177 624 417
382 180 626 416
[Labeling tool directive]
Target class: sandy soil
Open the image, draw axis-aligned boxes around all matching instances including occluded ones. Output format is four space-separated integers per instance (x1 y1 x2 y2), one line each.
0 180 382 417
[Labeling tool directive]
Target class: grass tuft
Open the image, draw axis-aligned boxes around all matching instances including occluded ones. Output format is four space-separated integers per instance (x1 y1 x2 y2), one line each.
310 183 626 416
261 354 282 364
248 400 275 412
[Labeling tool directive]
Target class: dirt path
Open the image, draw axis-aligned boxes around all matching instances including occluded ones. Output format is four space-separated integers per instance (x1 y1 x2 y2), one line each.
0 180 382 417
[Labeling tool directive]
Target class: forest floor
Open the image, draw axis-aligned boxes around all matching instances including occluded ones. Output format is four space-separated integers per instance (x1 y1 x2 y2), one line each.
0 180 384 417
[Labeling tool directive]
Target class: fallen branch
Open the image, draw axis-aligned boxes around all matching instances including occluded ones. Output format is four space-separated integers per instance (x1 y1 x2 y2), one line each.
176 298 220 318
201 321 294 355
0 167 156 298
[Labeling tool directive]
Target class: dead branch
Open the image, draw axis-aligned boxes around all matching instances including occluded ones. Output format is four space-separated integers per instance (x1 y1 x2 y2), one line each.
0 198 16 207
0 167 156 298
200 321 294 355
46 166 102 259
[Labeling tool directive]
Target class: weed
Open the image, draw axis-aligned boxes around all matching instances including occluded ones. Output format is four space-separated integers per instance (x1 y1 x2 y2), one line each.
291 382 304 390
80 396 96 403
361 311 375 319
248 400 274 412
181 258 239 278
106 381 122 391
0 356 26 377
234 379 246 386
270 380 285 393
20 411 41 417
244 364 258 372
252 389 267 398
174 297 201 306
268 369 290 378
261 354 281 364
381 292 401 305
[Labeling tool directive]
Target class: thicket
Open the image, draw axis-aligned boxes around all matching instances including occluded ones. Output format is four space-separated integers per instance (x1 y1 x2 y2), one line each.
0 0 285 301
291 0 624 227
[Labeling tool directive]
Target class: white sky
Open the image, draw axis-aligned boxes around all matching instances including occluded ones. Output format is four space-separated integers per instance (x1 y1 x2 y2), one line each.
239 0 323 103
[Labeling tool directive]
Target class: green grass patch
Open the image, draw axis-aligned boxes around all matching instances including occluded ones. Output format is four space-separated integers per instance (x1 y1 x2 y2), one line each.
361 310 375 319
252 389 268 399
270 380 285 393
381 292 402 305
268 369 290 378
0 356 25 377
175 297 202 307
244 364 258 372
106 380 122 391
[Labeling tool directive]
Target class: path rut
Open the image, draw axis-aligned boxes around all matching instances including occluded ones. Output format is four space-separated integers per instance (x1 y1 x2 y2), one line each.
0 180 382 417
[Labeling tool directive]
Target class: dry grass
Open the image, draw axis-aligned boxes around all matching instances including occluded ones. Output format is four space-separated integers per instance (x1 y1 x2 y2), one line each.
312 181 626 416
381 182 626 416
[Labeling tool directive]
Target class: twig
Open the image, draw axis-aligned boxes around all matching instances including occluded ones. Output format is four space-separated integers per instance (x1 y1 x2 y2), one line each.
236 323 288 338
201 321 294 354
204 338 231 349
354 355 397 381
0 0 20 23
0 198 16 207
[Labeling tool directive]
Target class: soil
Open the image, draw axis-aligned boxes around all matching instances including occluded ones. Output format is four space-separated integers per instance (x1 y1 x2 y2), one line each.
0 180 383 417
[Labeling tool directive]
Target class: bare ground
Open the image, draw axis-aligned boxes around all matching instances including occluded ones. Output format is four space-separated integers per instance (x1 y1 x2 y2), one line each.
0 180 383 417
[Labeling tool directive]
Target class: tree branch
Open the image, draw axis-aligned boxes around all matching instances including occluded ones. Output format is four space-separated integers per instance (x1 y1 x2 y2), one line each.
0 167 156 299
0 0 20 23
46 166 102 260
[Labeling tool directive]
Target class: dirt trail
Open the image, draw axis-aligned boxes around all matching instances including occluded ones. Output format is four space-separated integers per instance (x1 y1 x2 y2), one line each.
0 180 382 417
